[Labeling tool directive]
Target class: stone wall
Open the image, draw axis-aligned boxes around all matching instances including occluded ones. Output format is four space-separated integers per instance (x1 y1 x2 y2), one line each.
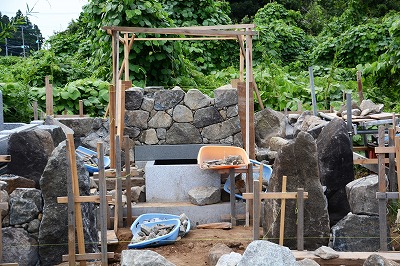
124 85 243 146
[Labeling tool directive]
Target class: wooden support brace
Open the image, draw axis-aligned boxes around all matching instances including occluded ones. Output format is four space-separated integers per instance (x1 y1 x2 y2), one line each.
279 175 287 246
123 135 132 226
0 155 11 162
57 195 112 204
242 192 309 200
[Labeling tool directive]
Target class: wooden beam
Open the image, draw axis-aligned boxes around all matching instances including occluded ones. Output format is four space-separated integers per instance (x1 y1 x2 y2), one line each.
353 158 390 164
375 146 396 154
65 139 76 266
103 26 257 37
279 175 287 246
45 76 53 116
124 135 132 226
242 192 309 200
62 253 114 261
109 85 116 169
79 100 84 117
57 195 112 204
0 155 11 162
134 37 237 41
168 24 256 30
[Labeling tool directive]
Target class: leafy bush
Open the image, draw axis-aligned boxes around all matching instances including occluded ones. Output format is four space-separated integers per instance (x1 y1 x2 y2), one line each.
0 82 33 122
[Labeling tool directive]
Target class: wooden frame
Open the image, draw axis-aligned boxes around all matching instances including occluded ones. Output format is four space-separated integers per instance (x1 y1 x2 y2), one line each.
102 24 258 161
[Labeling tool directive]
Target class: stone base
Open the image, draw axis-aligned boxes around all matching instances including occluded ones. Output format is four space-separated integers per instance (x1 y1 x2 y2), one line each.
145 161 221 202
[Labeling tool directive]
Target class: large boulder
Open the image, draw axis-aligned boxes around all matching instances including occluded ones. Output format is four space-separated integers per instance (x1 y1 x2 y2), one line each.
316 118 353 226
329 213 390 251
0 174 36 194
363 254 400 266
38 141 98 266
293 111 328 139
121 250 176 266
166 123 202 144
7 129 55 188
237 240 297 266
154 88 185 111
254 108 286 148
263 132 330 250
346 174 379 215
209 243 233 266
2 227 39 265
9 188 42 225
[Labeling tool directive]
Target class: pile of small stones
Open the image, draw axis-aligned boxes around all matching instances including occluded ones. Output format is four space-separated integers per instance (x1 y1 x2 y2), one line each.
201 155 244 169
131 213 189 244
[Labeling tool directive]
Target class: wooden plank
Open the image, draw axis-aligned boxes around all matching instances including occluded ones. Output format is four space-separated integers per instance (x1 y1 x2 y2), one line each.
297 188 304 251
279 175 287 246
242 192 309 200
134 37 237 41
196 222 232 229
103 26 257 37
97 142 109 265
65 139 76 266
369 112 399 120
124 135 132 226
229 168 236 226
378 126 388 251
45 76 53 116
253 179 260 240
62 253 114 261
353 158 390 165
166 24 256 30
388 128 396 192
98 230 119 245
0 155 11 162
114 135 123 230
79 100 84 117
109 85 116 169
33 101 38 120
57 195 112 204
245 163 253 227
54 115 90 118
292 251 400 265
66 134 86 266
237 82 255 159
0 264 19 266
375 146 396 154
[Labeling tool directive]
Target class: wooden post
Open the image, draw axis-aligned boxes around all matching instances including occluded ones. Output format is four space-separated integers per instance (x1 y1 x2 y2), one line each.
114 135 123 231
33 101 38 120
79 100 84 117
229 167 236 226
377 126 388 251
279 175 287 246
65 139 76 266
66 134 87 266
124 33 130 81
124 135 132 226
97 142 108 266
297 188 305 251
253 179 260 240
238 82 255 159
45 76 53 116
109 85 116 169
245 163 253 227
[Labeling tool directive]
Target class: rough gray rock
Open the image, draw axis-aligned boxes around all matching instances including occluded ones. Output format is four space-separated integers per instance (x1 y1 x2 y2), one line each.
216 252 242 266
184 89 212 110
2 227 39 265
0 174 36 194
214 85 238 108
0 189 9 218
165 123 202 144
148 111 173 128
346 174 379 215
125 87 144 110
173 105 193 122
237 240 297 266
269 136 289 151
209 243 233 266
9 188 42 225
316 118 353 226
154 89 185 111
360 99 384 115
121 250 176 266
188 186 220 206
37 124 66 147
55 117 94 137
329 213 389 251
254 108 286 148
201 117 241 141
38 141 98 266
363 254 400 266
293 111 328 139
313 246 339 259
125 110 149 129
7 129 55 188
81 122 110 153
264 132 330 250
141 97 155 112
194 106 224 128
141 128 159 145
227 105 238 118
296 258 320 266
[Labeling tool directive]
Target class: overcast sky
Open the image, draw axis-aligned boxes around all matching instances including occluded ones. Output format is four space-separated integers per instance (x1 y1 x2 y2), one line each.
1 0 89 39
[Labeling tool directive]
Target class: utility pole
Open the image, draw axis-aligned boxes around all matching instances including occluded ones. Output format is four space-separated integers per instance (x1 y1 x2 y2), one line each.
21 26 26 57
5 38 8 56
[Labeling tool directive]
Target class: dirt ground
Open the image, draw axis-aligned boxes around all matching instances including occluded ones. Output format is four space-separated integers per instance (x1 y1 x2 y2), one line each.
108 226 255 265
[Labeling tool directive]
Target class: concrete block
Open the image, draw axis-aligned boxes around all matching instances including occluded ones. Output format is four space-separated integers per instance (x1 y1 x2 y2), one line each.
145 161 221 202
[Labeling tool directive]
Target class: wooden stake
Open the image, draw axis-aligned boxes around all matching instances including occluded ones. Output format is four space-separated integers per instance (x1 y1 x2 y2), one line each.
79 100 84 117
253 179 260 240
45 76 53 116
114 135 123 231
229 168 236 226
33 101 38 120
65 139 76 266
97 142 109 266
377 126 388 251
109 85 116 169
124 135 132 226
297 188 305 251
279 175 287 246
66 134 86 266
245 163 253 227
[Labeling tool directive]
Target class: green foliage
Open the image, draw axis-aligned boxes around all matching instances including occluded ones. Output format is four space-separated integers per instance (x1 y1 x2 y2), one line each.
30 78 110 117
0 82 33 122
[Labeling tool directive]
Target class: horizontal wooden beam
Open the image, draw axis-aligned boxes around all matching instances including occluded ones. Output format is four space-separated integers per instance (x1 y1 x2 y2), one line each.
134 37 237 41
103 26 257 37
172 24 255 30
57 195 112 204
242 192 308 200
0 155 11 162
353 158 390 165
375 146 396 154
62 252 114 261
